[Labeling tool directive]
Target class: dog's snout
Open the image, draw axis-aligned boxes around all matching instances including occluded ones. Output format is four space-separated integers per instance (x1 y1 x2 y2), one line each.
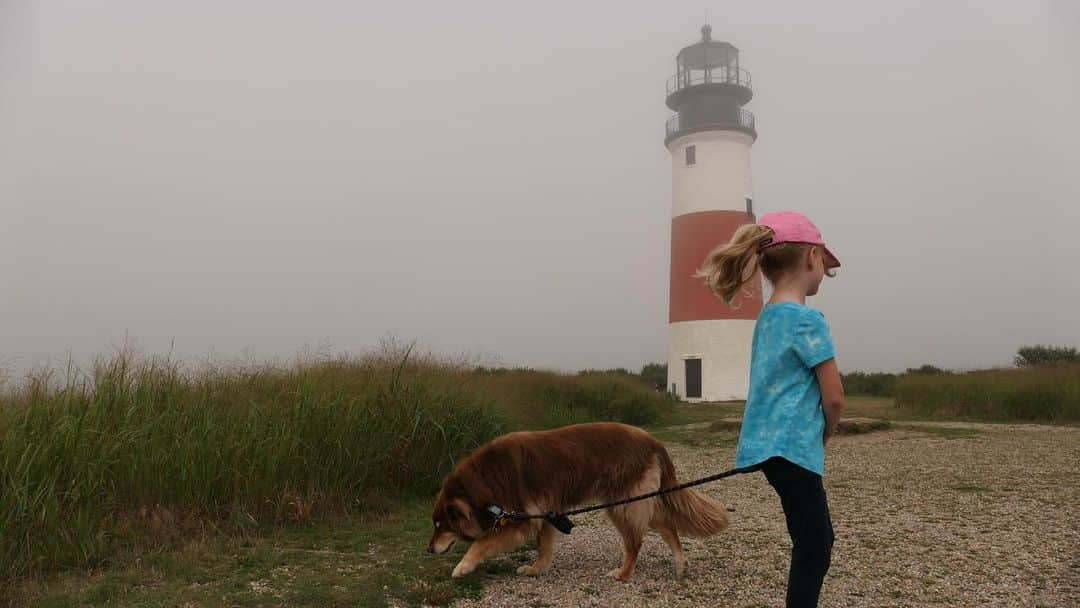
427 544 435 554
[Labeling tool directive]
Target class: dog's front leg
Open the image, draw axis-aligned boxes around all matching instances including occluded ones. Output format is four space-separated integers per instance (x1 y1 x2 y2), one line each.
451 526 526 578
517 522 557 576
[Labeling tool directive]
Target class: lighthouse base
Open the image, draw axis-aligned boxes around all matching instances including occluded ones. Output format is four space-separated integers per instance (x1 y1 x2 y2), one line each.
667 319 755 402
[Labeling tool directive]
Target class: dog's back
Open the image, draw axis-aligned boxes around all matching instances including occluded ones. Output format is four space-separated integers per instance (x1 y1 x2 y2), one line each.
433 422 729 581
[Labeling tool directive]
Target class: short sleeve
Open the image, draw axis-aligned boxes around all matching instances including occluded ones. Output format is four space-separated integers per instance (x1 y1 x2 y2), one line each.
793 309 836 368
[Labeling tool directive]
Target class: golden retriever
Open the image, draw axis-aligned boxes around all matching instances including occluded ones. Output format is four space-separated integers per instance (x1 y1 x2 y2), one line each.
427 422 729 581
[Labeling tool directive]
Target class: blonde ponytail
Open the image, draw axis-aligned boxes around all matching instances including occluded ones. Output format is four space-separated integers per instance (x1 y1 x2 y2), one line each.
695 224 774 306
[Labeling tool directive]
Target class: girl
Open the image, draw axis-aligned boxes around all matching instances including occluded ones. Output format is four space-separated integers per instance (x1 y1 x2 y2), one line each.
697 211 845 608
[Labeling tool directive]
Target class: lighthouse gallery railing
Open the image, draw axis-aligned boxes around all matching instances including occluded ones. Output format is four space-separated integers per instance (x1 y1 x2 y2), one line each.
666 66 752 96
665 110 756 139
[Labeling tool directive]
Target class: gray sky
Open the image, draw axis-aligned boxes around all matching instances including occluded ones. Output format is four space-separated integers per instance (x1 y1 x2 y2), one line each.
2 1 1078 377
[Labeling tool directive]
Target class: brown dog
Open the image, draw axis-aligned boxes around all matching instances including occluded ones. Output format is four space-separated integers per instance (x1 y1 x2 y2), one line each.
427 422 729 581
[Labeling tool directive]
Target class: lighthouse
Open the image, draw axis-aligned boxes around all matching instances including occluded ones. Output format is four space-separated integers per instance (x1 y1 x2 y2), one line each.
665 25 763 402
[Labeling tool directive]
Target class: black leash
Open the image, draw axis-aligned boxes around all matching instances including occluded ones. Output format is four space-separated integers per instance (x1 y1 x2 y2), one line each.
485 464 759 535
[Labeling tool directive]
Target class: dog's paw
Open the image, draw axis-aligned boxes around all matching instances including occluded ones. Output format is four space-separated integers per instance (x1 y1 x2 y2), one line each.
516 565 539 576
451 561 476 578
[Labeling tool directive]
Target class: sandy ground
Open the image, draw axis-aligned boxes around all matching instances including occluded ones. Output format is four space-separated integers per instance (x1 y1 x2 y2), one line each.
455 423 1080 608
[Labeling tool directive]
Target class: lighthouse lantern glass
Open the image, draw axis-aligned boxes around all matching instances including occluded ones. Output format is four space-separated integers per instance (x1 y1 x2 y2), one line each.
673 40 747 92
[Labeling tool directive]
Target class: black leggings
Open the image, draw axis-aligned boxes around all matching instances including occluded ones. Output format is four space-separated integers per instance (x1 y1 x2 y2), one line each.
761 457 835 608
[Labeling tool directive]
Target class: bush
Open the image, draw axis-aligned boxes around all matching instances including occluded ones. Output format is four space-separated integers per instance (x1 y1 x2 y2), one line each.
576 363 669 393
841 364 950 397
894 364 1080 421
1014 345 1080 367
841 371 898 396
905 364 951 375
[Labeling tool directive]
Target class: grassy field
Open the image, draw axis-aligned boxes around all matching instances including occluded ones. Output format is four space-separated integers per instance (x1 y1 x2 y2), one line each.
13 502 487 608
0 349 672 593
895 364 1080 421
6 352 1076 607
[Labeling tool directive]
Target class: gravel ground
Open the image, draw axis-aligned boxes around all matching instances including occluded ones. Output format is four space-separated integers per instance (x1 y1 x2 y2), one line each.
455 423 1080 608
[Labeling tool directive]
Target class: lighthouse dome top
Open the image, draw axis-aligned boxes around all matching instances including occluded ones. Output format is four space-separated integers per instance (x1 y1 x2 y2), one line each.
676 25 739 71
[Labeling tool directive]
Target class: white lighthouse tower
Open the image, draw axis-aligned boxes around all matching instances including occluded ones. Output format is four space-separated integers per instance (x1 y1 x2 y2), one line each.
665 26 763 402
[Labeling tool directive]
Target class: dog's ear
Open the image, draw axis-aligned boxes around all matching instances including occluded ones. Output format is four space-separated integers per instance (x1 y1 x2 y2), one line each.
446 503 462 519
448 499 474 522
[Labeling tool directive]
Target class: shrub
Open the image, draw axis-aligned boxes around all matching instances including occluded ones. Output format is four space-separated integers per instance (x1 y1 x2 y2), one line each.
841 371 898 396
1014 345 1080 367
905 364 951 375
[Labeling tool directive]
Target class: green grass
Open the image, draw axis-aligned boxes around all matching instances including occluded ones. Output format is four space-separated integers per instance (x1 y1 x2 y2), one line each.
10 502 490 608
651 401 745 428
0 350 505 583
843 395 902 419
0 348 671 585
483 370 672 429
895 365 1080 422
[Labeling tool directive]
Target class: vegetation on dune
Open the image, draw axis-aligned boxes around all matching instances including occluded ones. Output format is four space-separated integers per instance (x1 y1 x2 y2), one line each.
844 345 1079 422
0 348 502 580
482 369 670 428
839 371 900 397
895 364 1080 422
5 337 1075 588
841 364 953 397
0 347 670 582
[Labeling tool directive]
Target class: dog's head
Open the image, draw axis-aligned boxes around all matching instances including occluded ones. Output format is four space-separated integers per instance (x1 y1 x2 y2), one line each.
427 487 492 554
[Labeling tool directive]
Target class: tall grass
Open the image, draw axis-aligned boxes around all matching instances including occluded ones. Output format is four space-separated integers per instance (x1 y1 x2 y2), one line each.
894 364 1080 421
0 348 670 581
0 349 503 580
480 370 671 429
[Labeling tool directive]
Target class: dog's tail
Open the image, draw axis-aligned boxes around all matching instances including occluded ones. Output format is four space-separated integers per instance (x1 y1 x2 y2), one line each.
656 447 729 537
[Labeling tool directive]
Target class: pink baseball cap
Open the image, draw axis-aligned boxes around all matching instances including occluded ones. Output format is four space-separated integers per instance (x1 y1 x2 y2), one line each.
758 211 841 269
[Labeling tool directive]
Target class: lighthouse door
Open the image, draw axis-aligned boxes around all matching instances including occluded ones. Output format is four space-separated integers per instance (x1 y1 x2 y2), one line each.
684 358 702 399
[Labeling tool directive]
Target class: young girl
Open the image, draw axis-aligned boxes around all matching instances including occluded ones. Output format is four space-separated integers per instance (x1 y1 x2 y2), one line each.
697 211 845 608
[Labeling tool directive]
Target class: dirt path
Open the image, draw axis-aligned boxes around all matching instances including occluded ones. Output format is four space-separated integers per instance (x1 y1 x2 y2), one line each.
455 423 1080 608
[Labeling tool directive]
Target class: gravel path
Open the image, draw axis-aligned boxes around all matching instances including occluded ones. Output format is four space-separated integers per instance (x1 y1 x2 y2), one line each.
455 423 1080 608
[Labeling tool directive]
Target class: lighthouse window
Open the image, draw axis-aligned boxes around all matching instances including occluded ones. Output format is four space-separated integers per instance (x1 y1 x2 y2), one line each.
745 197 754 215
685 145 696 166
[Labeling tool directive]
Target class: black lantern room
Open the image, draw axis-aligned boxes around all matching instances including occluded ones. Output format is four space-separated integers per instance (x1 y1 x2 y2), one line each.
664 25 756 144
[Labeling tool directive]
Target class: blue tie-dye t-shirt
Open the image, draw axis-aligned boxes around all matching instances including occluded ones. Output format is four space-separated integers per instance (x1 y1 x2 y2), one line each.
735 302 836 476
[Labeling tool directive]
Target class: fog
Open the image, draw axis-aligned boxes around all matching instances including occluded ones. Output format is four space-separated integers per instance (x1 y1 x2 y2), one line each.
2 1 1078 377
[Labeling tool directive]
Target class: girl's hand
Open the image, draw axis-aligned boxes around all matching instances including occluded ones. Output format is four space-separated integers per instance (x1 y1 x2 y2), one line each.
816 358 845 446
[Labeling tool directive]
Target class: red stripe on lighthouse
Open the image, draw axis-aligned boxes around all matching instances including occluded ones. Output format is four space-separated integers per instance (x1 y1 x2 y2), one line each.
670 210 763 323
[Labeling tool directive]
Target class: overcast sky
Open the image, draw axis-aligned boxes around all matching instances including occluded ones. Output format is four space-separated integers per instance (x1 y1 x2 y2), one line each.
2 1 1078 378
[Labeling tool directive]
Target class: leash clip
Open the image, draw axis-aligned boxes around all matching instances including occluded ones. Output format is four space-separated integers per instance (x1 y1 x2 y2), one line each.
486 504 510 530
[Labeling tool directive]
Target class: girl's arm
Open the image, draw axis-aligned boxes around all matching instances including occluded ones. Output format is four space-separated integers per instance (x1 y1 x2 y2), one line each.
815 358 845 444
